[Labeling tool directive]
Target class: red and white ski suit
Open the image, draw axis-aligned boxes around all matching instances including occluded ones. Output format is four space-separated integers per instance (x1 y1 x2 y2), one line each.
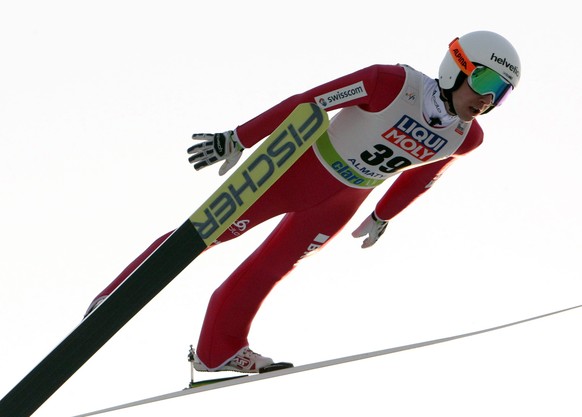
90 64 483 369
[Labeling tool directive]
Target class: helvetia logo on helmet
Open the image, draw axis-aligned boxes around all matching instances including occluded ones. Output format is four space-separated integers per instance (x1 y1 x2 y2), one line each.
489 52 519 78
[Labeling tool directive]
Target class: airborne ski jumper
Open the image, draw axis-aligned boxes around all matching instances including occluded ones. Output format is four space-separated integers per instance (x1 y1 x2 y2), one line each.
86 31 521 372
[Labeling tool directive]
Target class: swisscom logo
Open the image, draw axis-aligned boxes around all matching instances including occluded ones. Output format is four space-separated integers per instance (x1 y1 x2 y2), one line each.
315 81 367 109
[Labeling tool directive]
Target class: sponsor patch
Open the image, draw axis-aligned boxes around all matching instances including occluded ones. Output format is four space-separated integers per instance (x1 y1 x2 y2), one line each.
315 81 367 109
382 116 448 162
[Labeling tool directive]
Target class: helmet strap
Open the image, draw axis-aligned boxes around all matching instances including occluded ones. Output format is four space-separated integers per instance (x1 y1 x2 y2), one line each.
440 87 457 116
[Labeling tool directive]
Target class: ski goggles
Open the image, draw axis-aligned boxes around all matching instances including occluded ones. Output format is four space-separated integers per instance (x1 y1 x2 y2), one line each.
448 37 513 106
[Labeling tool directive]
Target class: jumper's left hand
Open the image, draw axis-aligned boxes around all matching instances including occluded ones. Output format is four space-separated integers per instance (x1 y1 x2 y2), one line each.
352 213 389 248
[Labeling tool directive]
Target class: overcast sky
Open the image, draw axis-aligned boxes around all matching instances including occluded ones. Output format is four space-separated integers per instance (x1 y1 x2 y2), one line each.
1 1 581 416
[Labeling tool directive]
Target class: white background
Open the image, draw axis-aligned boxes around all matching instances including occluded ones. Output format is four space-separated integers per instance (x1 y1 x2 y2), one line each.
1 1 581 416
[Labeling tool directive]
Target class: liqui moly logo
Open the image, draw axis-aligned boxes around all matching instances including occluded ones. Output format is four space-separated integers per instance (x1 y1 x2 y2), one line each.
382 116 447 161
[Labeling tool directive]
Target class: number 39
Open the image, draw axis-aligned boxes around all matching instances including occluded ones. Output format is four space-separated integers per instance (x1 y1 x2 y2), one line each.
360 144 411 173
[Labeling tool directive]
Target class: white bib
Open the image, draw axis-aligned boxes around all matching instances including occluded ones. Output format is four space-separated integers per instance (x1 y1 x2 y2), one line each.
313 65 471 188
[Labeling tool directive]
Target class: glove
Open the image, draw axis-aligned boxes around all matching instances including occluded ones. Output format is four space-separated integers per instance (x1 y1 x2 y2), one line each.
352 212 389 248
188 130 244 176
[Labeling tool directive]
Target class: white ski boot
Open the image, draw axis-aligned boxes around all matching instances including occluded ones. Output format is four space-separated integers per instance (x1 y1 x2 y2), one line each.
192 347 292 374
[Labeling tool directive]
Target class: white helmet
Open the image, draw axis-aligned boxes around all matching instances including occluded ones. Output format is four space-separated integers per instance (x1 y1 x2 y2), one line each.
439 31 521 92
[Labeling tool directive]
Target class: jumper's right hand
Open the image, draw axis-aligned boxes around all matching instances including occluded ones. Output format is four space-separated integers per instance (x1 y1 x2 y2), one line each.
187 130 244 176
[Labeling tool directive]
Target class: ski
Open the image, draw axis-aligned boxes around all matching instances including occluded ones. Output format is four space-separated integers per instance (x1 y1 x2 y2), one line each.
0 103 329 417
71 303 582 417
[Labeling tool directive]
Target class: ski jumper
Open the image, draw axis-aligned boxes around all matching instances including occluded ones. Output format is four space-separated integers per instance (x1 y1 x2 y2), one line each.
88 64 483 369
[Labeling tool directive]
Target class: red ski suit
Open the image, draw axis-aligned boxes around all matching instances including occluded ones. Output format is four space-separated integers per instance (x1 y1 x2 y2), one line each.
90 64 483 369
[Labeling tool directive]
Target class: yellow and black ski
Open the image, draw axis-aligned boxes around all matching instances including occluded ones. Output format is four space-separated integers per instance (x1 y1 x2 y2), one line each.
0 103 328 417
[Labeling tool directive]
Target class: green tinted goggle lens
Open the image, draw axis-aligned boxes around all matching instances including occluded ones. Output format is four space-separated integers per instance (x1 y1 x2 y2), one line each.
468 66 513 106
